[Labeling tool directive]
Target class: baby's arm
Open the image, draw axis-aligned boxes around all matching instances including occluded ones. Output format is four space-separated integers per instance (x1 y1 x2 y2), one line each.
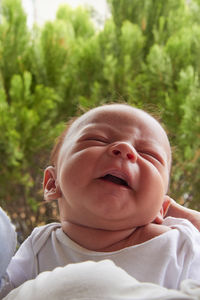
166 198 200 231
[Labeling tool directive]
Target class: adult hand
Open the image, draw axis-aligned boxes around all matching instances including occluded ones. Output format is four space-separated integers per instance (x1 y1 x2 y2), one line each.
166 198 200 231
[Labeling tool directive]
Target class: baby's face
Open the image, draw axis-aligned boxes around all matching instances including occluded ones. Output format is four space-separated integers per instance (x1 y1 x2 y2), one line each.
56 105 171 230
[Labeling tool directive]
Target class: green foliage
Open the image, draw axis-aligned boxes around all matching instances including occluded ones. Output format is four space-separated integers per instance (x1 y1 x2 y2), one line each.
0 0 200 239
56 5 95 38
0 0 30 94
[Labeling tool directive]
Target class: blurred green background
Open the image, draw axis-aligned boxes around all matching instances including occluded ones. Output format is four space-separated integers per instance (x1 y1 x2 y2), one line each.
0 0 199 242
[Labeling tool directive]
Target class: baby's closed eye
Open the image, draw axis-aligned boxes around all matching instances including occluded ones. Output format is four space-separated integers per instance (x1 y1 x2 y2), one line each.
138 151 164 165
85 136 108 143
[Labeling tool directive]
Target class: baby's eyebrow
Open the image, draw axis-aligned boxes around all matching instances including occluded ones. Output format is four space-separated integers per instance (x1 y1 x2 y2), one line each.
137 139 168 157
136 139 160 148
80 124 114 134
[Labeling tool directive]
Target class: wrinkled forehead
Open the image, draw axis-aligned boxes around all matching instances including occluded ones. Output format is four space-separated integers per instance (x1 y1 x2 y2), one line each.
68 105 166 137
68 105 146 132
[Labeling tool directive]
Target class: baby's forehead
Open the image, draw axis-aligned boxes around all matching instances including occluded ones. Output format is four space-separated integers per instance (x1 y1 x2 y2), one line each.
68 105 163 137
70 106 138 129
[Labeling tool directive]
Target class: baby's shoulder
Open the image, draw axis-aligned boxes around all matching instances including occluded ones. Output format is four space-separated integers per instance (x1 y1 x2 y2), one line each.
135 223 171 245
144 222 171 236
30 222 61 253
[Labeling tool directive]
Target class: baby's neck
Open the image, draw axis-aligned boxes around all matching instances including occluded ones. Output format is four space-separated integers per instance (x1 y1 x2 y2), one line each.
61 221 137 252
61 221 171 252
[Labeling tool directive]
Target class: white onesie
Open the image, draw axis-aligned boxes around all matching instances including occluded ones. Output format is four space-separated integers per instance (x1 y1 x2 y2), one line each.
2 217 200 297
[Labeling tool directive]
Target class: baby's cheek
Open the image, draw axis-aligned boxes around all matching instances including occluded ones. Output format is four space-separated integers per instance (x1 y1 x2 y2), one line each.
164 170 170 192
59 156 90 189
141 164 165 197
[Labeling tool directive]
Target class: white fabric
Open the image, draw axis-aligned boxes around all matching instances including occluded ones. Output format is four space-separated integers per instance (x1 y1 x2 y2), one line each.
3 260 200 300
1 217 200 297
0 208 16 280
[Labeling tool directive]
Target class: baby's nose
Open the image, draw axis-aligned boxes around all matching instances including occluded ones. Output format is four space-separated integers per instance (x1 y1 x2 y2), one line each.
108 142 137 162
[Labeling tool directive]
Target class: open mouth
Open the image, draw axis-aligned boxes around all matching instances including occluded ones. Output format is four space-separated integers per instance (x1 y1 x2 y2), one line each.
100 174 130 188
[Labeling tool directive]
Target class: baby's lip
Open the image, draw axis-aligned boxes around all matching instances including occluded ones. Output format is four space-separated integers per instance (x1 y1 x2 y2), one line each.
99 169 132 189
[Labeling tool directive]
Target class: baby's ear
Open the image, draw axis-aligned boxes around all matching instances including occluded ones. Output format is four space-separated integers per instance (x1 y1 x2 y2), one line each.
154 195 171 224
43 166 62 201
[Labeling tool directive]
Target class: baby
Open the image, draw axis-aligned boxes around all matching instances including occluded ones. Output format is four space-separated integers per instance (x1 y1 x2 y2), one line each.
1 104 200 298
